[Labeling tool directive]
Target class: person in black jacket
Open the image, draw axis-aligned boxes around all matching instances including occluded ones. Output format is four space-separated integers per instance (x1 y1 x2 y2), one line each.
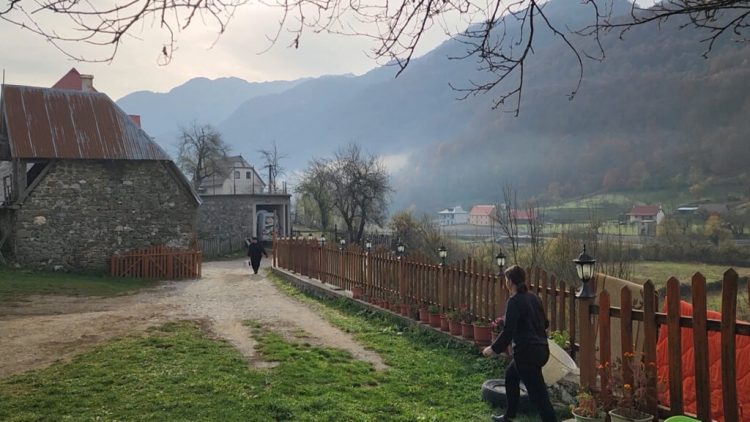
246 237 268 274
482 265 556 422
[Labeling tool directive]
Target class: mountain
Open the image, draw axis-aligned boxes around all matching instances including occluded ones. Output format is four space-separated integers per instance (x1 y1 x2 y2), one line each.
116 76 303 147
115 0 750 213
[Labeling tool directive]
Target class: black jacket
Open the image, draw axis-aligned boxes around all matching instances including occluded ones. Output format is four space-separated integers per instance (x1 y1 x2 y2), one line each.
247 242 268 261
490 291 549 355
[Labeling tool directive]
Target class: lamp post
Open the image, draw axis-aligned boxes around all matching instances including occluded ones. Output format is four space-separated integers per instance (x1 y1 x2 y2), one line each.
320 234 326 247
365 238 372 255
339 238 346 251
574 244 596 298
495 250 506 276
396 239 405 260
308 233 313 242
438 245 447 266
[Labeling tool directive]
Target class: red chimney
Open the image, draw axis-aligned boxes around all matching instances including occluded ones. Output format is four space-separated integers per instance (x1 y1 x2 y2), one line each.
129 115 142 128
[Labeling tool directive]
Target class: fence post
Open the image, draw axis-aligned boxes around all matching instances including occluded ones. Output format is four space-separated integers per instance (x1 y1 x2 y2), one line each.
577 281 596 390
272 231 277 267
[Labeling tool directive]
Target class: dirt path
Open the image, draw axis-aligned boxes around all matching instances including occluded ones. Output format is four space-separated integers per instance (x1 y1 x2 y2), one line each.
0 260 386 379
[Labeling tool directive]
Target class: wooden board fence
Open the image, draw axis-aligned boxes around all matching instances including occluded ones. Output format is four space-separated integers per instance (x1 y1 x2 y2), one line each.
111 245 202 280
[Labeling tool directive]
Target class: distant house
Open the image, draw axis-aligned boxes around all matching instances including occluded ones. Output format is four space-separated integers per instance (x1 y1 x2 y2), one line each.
198 155 266 195
626 205 665 224
469 205 496 226
438 206 469 225
509 209 537 225
0 78 200 272
699 203 730 217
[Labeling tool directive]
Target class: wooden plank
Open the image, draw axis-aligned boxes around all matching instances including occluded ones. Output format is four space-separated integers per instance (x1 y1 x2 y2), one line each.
721 269 738 422
569 283 576 361
620 286 634 386
598 290 611 393
690 272 711 422
666 276 683 415
550 275 558 332
642 280 658 417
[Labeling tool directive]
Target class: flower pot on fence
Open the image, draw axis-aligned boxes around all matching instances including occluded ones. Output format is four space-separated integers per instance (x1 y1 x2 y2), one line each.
608 409 654 422
429 312 441 328
449 320 462 336
400 304 410 316
352 286 363 300
419 308 430 323
473 323 492 347
460 322 474 340
440 315 450 331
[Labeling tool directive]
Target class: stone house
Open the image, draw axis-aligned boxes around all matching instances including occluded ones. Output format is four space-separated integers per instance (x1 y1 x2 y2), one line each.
438 205 469 225
0 83 200 272
469 205 496 226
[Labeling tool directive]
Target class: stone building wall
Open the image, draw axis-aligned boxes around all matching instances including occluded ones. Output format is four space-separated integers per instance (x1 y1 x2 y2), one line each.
14 160 198 272
197 195 256 240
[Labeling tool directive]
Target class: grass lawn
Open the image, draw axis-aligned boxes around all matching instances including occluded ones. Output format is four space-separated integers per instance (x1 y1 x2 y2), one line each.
0 269 156 301
631 261 750 286
0 274 571 421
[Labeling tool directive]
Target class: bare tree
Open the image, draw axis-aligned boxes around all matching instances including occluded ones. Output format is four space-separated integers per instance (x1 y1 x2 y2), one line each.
176 122 230 189
258 141 288 193
329 144 391 244
493 183 521 265
5 1 750 113
296 158 334 231
526 200 545 267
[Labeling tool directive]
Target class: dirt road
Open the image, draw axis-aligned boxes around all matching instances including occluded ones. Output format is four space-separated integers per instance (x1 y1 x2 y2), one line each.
0 259 386 378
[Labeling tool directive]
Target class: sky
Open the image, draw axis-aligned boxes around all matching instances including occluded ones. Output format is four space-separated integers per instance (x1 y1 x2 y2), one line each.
0 3 453 100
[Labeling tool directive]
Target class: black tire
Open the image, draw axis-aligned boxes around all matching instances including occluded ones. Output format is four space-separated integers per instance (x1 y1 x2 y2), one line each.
481 379 531 411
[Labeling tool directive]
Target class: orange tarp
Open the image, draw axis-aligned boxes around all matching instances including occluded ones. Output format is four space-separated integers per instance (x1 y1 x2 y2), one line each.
656 300 750 421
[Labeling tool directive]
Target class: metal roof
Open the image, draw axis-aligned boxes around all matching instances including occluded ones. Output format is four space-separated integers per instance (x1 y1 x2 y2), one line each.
1 84 170 160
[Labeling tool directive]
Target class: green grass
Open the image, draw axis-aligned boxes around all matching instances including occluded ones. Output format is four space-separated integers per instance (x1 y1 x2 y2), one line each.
631 261 750 286
0 275 571 421
0 269 156 301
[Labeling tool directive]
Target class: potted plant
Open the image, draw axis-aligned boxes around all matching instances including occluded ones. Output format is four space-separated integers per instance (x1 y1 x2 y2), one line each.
418 298 431 323
439 313 450 331
571 391 604 422
458 305 474 339
351 284 363 300
472 319 492 347
600 352 660 422
446 310 462 335
428 304 441 328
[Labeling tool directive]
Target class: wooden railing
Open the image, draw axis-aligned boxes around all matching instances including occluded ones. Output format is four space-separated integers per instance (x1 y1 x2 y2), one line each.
111 245 202 280
276 238 750 421
275 239 577 340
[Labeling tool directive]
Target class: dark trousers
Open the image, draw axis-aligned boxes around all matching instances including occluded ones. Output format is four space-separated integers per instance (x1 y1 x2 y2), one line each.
250 258 261 274
504 343 556 422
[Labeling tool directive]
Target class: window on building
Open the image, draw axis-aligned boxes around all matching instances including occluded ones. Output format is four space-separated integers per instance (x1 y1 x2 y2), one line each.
246 171 252 179
234 171 240 179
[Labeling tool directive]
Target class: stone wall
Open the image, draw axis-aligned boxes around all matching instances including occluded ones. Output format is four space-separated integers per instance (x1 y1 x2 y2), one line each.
14 160 198 272
197 195 256 240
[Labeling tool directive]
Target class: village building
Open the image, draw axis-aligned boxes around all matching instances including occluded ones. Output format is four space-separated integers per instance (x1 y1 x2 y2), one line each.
437 205 469 225
0 75 201 272
469 205 496 226
198 155 266 195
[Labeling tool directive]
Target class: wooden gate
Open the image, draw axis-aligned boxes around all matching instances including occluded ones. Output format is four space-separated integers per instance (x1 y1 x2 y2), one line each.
111 245 202 280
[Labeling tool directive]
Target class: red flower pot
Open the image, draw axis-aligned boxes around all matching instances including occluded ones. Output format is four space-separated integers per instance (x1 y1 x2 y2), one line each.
449 320 462 335
352 286 363 300
419 308 430 323
460 322 474 339
440 315 450 331
429 312 441 328
473 323 492 347
400 304 410 316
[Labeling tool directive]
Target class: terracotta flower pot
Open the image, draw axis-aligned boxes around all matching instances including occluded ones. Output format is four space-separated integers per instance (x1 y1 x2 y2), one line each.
429 312 441 328
440 315 450 331
449 320 462 335
352 286 363 300
419 308 430 323
460 322 474 339
400 304 410 316
473 323 492 347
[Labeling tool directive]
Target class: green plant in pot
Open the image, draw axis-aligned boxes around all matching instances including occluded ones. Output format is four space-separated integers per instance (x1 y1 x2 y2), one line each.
571 391 604 422
600 352 659 422
428 304 440 314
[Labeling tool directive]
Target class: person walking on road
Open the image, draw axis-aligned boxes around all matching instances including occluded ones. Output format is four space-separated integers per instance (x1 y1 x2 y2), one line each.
246 237 268 274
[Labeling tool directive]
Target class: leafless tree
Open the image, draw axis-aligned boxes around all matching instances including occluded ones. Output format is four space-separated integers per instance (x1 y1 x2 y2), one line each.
3 1 748 113
526 200 544 267
296 158 334 231
176 122 230 189
258 141 288 193
493 183 521 265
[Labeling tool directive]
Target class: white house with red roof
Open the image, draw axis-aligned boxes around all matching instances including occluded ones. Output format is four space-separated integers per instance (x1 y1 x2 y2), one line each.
626 205 665 224
469 205 496 226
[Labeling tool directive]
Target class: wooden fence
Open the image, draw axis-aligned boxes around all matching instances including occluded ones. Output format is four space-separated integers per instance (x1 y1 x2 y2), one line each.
111 245 202 280
198 236 248 258
275 238 750 421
